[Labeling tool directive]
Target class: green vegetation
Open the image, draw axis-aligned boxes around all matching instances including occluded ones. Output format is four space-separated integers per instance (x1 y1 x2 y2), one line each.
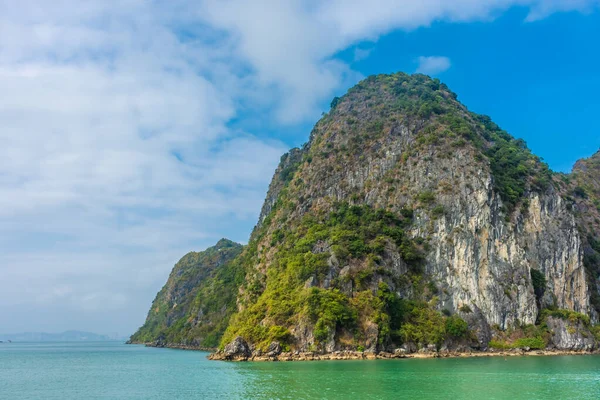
417 191 436 205
399 300 470 349
487 339 511 350
279 151 302 184
220 202 475 351
478 118 552 211
438 110 551 213
512 337 546 349
341 73 552 214
530 268 546 304
488 322 549 350
330 96 341 110
541 309 591 326
431 205 445 218
307 288 356 343
459 304 473 313
573 186 588 198
399 300 447 349
445 315 469 338
488 308 598 351
488 336 546 350
221 203 426 350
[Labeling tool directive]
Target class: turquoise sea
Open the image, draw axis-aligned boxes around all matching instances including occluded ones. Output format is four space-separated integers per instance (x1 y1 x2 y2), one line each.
1 342 600 399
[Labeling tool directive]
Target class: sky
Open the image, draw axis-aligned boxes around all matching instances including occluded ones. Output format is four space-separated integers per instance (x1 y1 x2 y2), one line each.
1 0 599 337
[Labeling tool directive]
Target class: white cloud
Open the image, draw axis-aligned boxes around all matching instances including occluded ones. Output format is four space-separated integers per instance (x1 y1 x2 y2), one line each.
525 0 600 21
0 0 288 334
416 56 452 75
0 0 597 335
193 0 599 123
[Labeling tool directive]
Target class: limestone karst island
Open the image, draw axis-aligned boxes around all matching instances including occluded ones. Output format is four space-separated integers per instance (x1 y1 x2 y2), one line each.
6 2 600 399
129 73 600 361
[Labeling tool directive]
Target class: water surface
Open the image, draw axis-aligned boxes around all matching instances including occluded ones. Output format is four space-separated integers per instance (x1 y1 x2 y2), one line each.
1 342 599 399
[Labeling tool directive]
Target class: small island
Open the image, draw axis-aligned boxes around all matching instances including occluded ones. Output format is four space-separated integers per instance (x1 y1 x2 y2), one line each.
129 73 600 361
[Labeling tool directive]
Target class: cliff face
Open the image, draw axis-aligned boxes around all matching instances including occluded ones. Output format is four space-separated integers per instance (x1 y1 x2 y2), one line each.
132 73 600 354
129 239 243 348
559 150 600 315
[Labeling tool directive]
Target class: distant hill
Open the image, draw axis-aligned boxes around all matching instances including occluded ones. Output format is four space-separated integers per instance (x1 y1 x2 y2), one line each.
0 330 124 342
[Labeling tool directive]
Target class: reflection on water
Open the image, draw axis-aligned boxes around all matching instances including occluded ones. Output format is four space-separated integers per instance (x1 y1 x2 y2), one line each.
2 342 600 399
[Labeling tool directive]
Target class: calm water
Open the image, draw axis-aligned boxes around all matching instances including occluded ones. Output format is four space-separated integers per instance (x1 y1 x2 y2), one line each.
1 342 600 399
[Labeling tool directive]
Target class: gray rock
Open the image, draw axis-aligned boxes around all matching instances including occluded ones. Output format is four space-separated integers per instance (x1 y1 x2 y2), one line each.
252 349 263 357
418 344 438 353
224 336 251 360
546 316 595 351
401 342 417 354
460 305 492 349
364 321 379 352
266 341 282 356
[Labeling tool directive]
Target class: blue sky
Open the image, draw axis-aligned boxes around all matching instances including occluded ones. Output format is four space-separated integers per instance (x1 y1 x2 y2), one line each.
1 1 599 336
279 6 600 171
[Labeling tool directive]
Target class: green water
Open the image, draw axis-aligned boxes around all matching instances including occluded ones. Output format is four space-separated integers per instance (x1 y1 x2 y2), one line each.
1 342 599 399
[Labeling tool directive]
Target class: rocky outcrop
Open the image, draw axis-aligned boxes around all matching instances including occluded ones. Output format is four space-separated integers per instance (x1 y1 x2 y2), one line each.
546 316 596 351
209 336 252 361
427 188 588 328
224 336 252 360
266 341 282 356
254 148 305 231
459 306 492 349
561 150 600 317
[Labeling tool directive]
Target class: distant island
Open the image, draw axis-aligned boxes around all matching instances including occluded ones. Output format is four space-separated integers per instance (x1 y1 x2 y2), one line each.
0 330 125 342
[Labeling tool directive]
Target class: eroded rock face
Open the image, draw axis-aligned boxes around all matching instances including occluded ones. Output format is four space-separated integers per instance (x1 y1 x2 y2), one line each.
459 306 492 349
301 133 590 330
364 322 380 352
420 185 589 329
546 317 596 351
266 341 282 356
254 148 305 232
565 150 600 319
223 336 252 360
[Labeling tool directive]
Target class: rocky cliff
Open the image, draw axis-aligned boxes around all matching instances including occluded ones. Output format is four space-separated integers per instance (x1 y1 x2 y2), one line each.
131 73 600 355
558 150 600 315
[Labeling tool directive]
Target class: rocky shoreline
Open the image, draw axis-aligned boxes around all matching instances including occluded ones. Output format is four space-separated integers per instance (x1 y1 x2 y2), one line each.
208 348 599 362
205 336 599 362
127 338 598 362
